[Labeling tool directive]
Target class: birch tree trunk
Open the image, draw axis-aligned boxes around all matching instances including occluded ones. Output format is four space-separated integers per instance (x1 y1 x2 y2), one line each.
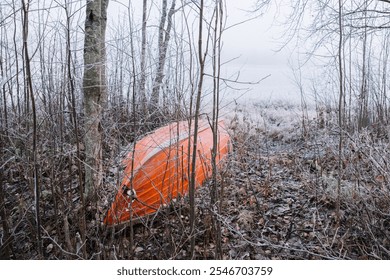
140 0 148 114
83 0 109 200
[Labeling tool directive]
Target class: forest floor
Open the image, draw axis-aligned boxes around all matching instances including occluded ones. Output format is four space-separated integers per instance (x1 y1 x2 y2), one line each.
2 101 390 259
99 101 390 260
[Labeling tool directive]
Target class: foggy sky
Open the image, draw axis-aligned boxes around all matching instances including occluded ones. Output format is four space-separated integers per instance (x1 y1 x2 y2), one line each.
107 0 299 104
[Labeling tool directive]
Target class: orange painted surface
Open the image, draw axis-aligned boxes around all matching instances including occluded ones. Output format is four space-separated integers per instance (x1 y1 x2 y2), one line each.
103 120 231 225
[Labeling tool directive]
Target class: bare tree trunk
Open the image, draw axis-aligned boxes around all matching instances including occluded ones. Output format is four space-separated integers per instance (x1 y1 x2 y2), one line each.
189 0 205 259
65 0 87 258
12 1 21 120
358 3 368 130
0 35 8 135
149 0 176 116
21 0 42 258
83 0 109 201
347 13 352 128
127 7 139 258
380 35 389 123
210 0 223 260
336 0 344 226
140 0 148 114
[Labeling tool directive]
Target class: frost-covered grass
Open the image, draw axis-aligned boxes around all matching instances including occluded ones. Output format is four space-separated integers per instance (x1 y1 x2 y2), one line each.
214 99 390 259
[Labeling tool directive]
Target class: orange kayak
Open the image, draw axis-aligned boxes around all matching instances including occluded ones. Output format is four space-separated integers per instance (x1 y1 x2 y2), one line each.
103 119 231 225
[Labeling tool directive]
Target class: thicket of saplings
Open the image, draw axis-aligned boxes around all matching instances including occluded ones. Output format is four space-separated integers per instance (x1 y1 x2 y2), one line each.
0 99 183 259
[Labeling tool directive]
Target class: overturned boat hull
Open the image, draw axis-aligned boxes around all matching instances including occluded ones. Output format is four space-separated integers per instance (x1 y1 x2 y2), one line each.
104 120 231 225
